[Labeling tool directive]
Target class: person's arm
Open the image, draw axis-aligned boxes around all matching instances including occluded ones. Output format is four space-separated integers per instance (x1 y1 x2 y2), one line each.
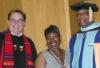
35 52 46 68
28 38 37 61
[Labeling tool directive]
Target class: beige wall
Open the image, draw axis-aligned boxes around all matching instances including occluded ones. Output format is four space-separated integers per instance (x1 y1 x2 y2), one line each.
0 0 21 31
69 0 80 35
0 0 71 53
69 0 100 35
21 0 71 53
0 0 100 53
92 0 100 22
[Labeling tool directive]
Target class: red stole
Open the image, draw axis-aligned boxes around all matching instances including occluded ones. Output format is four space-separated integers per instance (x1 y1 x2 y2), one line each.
0 32 34 68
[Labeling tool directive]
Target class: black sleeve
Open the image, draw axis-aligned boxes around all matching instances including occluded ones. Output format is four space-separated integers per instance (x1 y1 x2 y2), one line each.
0 33 5 53
27 38 37 61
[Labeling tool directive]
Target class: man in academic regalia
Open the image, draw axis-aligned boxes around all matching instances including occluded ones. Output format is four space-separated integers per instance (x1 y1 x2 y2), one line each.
0 9 37 68
69 1 100 68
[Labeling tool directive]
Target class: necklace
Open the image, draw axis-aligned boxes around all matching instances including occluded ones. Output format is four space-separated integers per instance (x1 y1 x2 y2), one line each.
48 49 66 68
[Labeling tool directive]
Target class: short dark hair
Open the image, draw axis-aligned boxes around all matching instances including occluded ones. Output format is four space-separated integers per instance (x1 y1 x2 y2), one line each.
8 9 26 21
44 25 61 41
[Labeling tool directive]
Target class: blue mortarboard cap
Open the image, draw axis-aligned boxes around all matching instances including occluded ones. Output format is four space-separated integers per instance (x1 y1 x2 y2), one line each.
71 2 99 12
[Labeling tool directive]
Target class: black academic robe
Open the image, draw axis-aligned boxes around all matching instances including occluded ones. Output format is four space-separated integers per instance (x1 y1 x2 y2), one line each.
0 32 37 68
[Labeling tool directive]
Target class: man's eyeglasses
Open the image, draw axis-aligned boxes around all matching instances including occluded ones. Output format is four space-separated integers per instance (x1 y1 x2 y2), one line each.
9 19 24 24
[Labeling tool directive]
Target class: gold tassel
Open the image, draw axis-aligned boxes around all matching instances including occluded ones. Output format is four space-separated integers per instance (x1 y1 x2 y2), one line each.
89 7 93 22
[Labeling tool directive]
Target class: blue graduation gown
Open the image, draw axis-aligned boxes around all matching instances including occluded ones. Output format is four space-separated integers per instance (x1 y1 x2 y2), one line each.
70 23 100 68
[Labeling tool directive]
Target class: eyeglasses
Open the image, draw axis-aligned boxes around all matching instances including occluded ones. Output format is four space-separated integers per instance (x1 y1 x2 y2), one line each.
9 18 24 24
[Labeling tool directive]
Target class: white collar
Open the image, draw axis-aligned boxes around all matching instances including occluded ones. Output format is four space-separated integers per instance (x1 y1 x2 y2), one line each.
11 31 23 37
80 23 100 31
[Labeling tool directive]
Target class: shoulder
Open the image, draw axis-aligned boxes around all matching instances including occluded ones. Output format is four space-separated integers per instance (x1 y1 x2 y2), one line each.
35 52 46 68
24 36 35 45
23 36 36 50
25 36 34 42
63 49 69 57
36 52 46 64
0 32 5 36
64 48 70 54
38 52 45 59
95 29 100 42
0 32 5 40
70 33 77 41
40 50 50 57
37 50 49 61
39 50 52 60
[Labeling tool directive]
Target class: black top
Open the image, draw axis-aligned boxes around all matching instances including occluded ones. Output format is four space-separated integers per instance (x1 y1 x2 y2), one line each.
0 32 37 68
